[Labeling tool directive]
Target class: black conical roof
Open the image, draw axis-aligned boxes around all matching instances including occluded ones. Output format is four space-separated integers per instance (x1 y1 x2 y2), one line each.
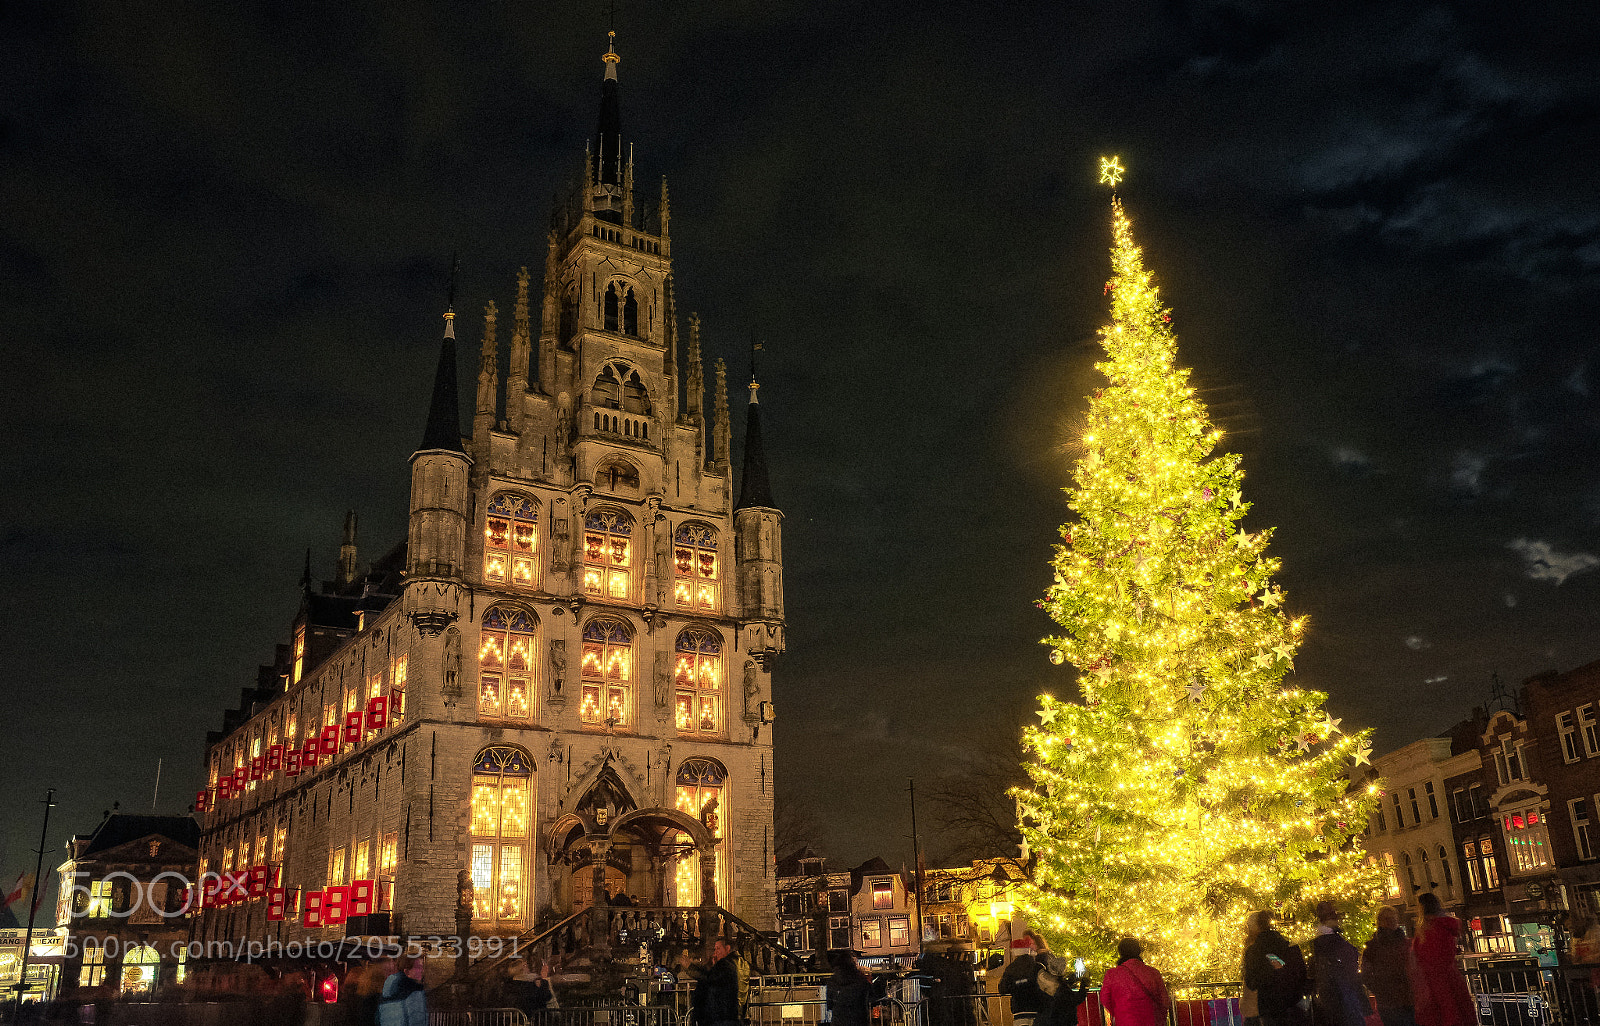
736 398 775 511
418 332 463 453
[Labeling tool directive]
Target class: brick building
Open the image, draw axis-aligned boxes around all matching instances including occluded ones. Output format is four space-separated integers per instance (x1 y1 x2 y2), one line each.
774 849 851 962
194 33 785 961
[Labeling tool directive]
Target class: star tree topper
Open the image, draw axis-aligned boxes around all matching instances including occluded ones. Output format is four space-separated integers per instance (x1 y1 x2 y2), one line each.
1099 155 1125 187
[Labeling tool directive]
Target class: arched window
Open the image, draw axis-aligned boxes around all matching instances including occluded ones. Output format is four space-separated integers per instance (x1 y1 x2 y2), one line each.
469 746 533 923
623 289 638 336
484 494 538 586
595 460 641 495
582 509 633 600
672 759 726 906
1438 845 1453 888
675 628 723 736
1403 851 1417 892
621 368 650 414
1419 847 1434 888
479 608 536 720
592 366 622 408
674 523 719 612
580 618 632 727
120 944 160 996
604 284 619 332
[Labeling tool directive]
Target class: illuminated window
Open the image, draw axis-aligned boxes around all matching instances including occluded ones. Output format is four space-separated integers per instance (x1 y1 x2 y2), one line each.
392 655 407 724
120 944 159 996
479 607 537 720
330 847 346 886
674 523 720 613
581 509 633 600
380 833 397 875
87 880 113 918
292 625 305 684
580 618 632 727
222 847 234 873
249 735 262 792
1503 806 1553 873
469 747 533 923
873 879 894 910
889 916 910 947
674 628 723 736
672 759 726 906
368 671 384 703
286 713 298 745
81 942 106 986
1479 836 1501 888
354 840 370 881
1383 852 1400 897
273 825 287 863
861 919 882 948
484 494 538 587
254 833 268 866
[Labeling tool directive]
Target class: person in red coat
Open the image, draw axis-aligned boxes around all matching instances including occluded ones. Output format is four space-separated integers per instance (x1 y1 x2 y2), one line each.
1100 938 1170 1026
1412 893 1476 1026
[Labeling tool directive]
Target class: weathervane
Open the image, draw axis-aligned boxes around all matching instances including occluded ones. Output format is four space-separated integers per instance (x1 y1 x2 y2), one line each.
1099 155 1125 188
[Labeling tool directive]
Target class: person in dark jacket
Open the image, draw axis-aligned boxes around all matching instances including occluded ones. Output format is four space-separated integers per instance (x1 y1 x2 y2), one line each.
689 939 748 1026
377 955 428 1026
1244 910 1310 1026
508 959 556 1019
827 950 874 1026
999 939 1051 1026
1309 901 1366 1026
1361 906 1417 1026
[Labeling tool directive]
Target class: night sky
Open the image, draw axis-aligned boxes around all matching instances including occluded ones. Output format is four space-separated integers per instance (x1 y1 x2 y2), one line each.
4 1 1599 888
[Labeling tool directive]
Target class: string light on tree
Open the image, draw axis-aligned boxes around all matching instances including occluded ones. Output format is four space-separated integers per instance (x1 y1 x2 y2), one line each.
1014 170 1381 983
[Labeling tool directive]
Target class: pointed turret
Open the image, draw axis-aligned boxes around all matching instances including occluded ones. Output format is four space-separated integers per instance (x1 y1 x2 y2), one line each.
713 358 731 475
659 177 671 256
475 300 499 422
538 230 560 386
686 313 706 465
507 267 532 422
736 366 774 511
418 302 464 453
663 274 680 423
408 285 473 580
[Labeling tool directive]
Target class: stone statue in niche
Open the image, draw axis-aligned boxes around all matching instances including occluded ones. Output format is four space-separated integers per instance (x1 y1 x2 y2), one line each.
743 659 759 720
654 651 671 709
551 500 570 571
549 639 567 693
441 626 463 702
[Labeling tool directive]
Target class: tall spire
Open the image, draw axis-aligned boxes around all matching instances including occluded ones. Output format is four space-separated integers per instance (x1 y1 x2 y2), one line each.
507 267 531 402
419 290 465 454
595 32 623 187
686 313 705 421
663 274 680 422
736 351 775 510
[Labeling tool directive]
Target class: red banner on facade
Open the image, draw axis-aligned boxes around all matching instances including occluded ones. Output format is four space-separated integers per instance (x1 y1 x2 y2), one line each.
318 724 339 757
365 696 388 732
302 737 320 768
303 889 324 929
195 790 209 812
322 885 349 927
248 865 270 899
250 756 265 781
348 879 374 918
232 766 248 789
342 710 363 744
284 748 301 776
266 887 286 921
267 743 284 771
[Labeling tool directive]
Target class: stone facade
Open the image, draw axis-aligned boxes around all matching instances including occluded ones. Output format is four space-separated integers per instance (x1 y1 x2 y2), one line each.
1358 737 1480 921
195 37 784 954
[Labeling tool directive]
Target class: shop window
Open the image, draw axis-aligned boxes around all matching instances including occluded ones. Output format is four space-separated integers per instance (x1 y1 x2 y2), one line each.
674 523 720 612
484 494 538 587
582 509 633 600
120 944 160 997
580 618 633 727
469 746 533 923
674 628 723 736
479 607 536 721
1503 807 1553 873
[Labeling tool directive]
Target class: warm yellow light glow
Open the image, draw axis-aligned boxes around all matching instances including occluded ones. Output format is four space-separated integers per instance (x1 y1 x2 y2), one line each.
1099 155 1126 187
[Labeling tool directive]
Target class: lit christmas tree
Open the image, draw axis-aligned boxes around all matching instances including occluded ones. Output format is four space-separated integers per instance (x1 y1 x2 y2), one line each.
1016 173 1382 982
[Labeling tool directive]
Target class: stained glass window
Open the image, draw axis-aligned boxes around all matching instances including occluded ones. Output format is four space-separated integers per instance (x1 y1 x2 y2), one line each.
582 510 633 601
674 628 723 736
485 494 538 587
580 618 632 727
469 747 533 922
672 759 726 906
674 523 720 613
480 607 536 720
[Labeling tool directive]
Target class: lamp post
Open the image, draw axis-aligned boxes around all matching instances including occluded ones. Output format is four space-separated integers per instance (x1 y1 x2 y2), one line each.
11 789 56 1017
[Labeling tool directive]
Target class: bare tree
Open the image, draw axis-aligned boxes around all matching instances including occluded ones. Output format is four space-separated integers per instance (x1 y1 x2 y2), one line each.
925 713 1029 867
773 792 827 863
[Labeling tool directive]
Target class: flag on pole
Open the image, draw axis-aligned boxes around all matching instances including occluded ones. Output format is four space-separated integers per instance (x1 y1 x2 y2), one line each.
4 872 34 911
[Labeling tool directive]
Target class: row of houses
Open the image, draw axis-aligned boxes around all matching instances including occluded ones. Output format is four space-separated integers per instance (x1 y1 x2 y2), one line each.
774 850 1027 968
1363 658 1600 963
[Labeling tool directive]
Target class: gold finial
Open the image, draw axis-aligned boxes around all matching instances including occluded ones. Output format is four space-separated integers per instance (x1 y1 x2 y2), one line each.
1099 155 1125 187
603 30 620 64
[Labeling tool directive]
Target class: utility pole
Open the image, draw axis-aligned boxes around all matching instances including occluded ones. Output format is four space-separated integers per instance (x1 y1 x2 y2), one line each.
908 779 924 955
13 788 57 1016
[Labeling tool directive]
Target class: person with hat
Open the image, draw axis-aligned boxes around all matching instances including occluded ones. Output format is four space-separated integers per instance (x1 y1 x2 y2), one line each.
999 934 1051 1026
1099 938 1170 1026
1309 901 1365 1026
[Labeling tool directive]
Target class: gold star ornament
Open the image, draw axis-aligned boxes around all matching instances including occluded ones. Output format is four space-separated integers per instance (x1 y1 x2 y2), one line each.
1099 155 1126 187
